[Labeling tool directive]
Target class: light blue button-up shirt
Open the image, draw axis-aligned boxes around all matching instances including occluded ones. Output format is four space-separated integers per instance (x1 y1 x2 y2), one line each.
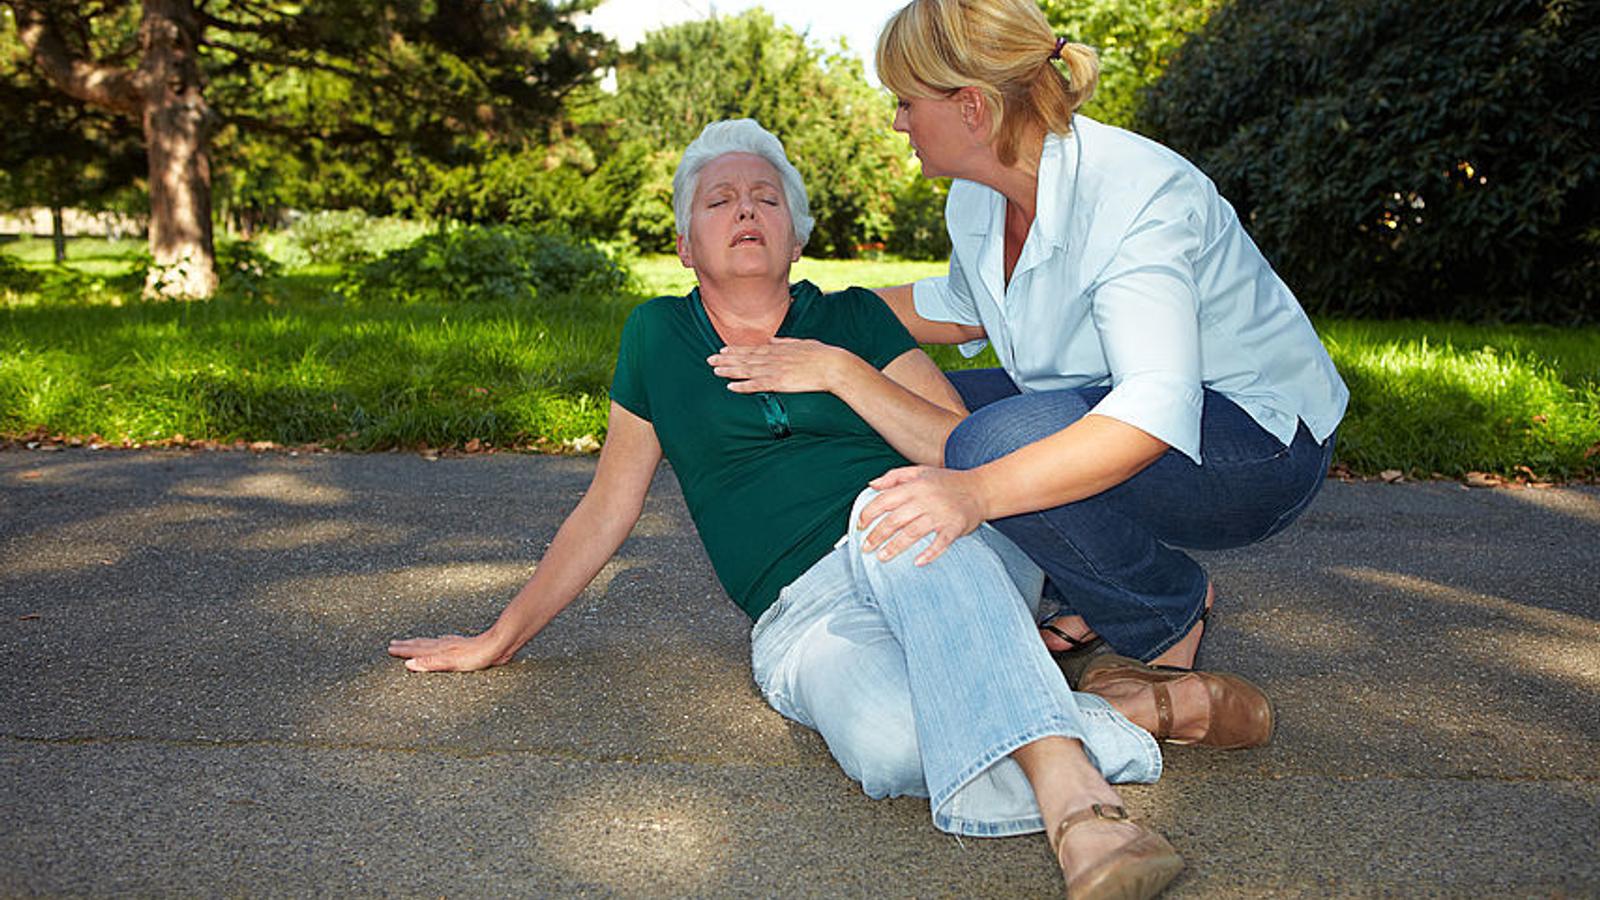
913 116 1348 463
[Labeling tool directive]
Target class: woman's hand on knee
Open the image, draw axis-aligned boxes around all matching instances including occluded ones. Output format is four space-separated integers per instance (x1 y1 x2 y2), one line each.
387 631 513 672
859 466 986 566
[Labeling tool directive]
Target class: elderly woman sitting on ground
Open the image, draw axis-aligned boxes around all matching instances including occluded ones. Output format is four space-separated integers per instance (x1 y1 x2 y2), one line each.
389 119 1265 899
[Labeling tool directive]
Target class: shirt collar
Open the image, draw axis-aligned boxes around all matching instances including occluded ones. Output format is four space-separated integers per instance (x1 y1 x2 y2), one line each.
1031 127 1078 252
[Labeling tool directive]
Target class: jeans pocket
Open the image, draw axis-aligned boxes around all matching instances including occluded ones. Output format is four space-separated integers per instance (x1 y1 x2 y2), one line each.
1253 433 1337 543
1203 437 1293 469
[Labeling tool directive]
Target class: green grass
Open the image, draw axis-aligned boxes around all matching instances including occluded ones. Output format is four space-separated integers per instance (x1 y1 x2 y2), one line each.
1319 320 1600 479
3 240 1596 479
2 235 146 276
1 270 628 450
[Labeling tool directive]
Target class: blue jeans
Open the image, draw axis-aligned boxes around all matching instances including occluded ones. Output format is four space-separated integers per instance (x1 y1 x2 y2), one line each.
945 369 1336 662
750 488 1161 838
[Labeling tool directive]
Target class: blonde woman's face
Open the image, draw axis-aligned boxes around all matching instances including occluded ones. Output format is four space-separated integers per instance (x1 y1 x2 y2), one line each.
892 90 976 179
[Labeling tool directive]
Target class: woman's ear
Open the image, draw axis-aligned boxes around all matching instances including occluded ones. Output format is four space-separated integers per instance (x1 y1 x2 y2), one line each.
957 87 987 134
675 233 694 269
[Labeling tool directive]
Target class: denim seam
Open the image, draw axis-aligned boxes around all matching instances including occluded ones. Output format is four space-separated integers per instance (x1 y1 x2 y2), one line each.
1200 443 1292 469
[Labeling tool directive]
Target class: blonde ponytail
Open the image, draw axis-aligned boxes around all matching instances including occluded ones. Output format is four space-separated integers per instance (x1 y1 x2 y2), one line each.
877 0 1099 166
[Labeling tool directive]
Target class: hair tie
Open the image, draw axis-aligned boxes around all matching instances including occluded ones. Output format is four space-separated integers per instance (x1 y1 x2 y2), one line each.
1048 36 1068 61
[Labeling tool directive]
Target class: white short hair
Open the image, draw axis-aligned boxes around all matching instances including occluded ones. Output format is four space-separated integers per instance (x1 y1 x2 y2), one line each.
672 119 814 247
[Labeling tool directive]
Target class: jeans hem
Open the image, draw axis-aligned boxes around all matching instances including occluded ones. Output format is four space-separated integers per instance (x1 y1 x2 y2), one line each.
930 720 1078 837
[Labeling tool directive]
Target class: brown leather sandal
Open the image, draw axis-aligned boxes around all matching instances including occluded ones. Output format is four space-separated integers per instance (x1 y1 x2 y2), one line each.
1077 655 1274 750
1051 803 1183 900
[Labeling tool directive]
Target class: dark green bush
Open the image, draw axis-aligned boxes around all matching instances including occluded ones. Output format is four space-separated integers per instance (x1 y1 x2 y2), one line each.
216 240 283 299
341 226 629 304
886 175 953 261
1142 0 1599 324
0 253 43 294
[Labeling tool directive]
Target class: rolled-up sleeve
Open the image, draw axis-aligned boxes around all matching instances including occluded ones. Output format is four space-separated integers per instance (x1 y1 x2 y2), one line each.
1086 184 1206 462
913 253 990 357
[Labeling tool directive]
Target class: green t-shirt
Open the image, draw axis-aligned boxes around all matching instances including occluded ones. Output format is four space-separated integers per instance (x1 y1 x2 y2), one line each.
610 280 920 619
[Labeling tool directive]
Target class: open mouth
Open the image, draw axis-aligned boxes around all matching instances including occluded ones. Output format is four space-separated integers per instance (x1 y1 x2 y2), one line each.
731 230 765 246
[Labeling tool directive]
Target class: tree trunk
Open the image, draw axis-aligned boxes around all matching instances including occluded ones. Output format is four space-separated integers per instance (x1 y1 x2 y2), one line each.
138 0 217 299
13 0 219 298
50 206 66 263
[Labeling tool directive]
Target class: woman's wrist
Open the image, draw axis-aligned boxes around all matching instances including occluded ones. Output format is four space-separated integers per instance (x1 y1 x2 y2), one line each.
483 617 528 657
826 346 871 397
955 467 995 522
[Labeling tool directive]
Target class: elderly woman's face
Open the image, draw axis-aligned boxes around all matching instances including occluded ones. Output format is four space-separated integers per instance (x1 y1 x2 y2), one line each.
676 153 802 284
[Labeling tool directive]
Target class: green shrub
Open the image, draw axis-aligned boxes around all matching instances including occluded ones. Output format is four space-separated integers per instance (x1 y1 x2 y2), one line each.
886 175 952 261
289 209 378 264
259 209 430 268
1040 0 1223 129
341 226 629 305
1142 0 1600 324
0 253 43 294
216 240 283 299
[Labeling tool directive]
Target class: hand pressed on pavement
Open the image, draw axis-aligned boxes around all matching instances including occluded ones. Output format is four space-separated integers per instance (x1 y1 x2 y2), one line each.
859 466 987 566
387 632 513 672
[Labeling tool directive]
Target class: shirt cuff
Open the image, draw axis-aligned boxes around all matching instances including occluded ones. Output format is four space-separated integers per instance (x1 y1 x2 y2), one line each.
912 277 989 358
1088 378 1204 464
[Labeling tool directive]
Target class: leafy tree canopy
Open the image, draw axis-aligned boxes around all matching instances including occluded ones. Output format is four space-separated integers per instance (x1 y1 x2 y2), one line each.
1143 0 1599 323
4 0 613 294
0 7 143 220
1040 0 1222 129
199 0 616 215
596 9 912 256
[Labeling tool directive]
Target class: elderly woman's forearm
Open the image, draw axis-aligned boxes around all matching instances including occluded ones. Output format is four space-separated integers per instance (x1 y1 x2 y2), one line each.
485 404 662 653
830 350 966 466
485 481 647 652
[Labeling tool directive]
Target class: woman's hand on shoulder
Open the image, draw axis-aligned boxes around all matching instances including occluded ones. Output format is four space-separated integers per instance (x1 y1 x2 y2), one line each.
387 631 515 672
708 337 858 395
859 466 988 566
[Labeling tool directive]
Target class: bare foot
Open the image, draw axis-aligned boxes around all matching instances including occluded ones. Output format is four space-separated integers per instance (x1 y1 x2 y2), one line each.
1040 613 1098 653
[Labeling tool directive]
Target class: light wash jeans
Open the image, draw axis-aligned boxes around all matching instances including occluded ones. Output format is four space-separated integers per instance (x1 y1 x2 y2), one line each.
750 488 1162 838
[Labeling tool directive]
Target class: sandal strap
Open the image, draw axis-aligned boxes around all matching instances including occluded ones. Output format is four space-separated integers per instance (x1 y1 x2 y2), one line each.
1040 620 1099 651
1050 803 1132 857
1152 682 1173 740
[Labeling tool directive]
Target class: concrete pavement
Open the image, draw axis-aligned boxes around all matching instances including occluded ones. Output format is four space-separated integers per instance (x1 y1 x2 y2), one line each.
2 450 1597 897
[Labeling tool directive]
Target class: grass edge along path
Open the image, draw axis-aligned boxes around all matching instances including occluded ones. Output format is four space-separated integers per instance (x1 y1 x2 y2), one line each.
2 250 1597 482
